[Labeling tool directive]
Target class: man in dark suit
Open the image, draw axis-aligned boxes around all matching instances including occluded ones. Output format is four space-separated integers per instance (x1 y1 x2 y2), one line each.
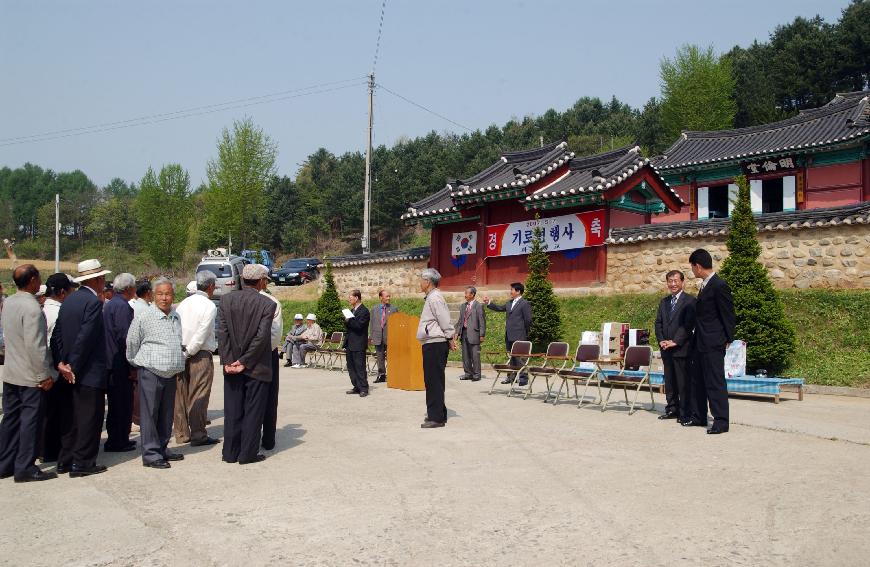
343 289 371 397
484 282 532 386
51 259 111 477
369 289 398 383
685 249 736 435
103 273 137 453
455 286 486 382
654 270 696 421
216 264 276 465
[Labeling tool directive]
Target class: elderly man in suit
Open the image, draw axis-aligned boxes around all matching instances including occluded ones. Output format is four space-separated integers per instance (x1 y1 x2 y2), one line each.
216 264 276 465
0 265 57 482
686 249 736 435
369 289 398 383
484 282 532 386
103 273 138 453
51 258 111 477
456 286 486 382
654 270 697 422
343 289 371 397
126 278 186 469
253 267 283 451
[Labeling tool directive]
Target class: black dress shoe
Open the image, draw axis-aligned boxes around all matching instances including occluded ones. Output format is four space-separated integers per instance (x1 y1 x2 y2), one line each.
283 362 292 367
707 425 729 435
144 460 171 469
374 376 386 383
346 389 360 395
190 437 220 447
680 419 708 427
239 454 266 465
14 469 58 483
262 441 275 450
163 452 184 462
56 463 71 474
359 391 369 398
517 380 528 387
70 464 108 477
0 470 13 479
459 375 471 381
222 457 238 464
500 378 513 384
104 441 137 452
420 421 445 429
658 412 679 420
470 376 481 382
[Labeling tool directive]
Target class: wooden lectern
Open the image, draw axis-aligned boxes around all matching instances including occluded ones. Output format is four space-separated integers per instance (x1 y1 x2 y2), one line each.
386 311 425 391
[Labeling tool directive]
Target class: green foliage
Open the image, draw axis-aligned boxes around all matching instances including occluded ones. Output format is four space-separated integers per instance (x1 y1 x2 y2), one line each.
136 165 193 268
660 44 737 140
524 221 562 351
86 196 139 248
719 175 796 373
314 261 344 337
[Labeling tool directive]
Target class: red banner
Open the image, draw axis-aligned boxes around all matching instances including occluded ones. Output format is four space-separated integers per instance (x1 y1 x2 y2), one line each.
485 210 606 258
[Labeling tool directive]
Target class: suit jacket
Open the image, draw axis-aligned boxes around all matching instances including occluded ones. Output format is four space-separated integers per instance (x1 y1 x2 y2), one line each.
0 291 54 387
51 287 107 389
369 303 398 346
216 287 276 383
654 292 697 358
343 303 370 352
693 274 736 353
455 300 486 344
103 294 134 373
487 296 531 342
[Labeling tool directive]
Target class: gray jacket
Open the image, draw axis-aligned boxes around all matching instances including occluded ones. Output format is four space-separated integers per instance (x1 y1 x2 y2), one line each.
487 296 532 342
369 303 398 345
417 289 455 345
0 292 55 387
455 300 486 344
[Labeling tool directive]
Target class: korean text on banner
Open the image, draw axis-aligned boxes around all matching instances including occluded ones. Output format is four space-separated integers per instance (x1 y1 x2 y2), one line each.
452 231 477 256
484 210 606 258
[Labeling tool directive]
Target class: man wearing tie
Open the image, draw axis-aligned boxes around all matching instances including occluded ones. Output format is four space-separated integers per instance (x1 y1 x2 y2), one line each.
654 270 696 422
483 282 532 386
369 290 397 384
343 290 371 397
455 286 486 382
686 249 736 435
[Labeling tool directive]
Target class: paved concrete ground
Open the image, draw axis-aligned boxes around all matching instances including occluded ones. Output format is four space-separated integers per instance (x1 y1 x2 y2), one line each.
1 363 869 566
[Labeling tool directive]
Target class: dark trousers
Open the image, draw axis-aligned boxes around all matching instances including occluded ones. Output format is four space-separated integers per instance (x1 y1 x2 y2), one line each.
346 350 368 393
506 340 528 380
460 333 482 379
422 341 449 424
223 374 269 463
0 383 45 476
374 343 387 378
138 369 177 464
40 377 71 461
261 350 280 449
662 353 691 418
692 349 729 427
105 365 134 450
59 384 105 468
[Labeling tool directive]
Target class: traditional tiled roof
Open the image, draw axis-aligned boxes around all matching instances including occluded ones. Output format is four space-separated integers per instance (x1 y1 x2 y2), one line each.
324 246 430 267
524 145 685 207
401 186 456 221
606 202 870 244
656 91 870 172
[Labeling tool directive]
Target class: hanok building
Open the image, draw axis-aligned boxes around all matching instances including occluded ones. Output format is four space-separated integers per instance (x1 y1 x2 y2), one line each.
402 141 684 290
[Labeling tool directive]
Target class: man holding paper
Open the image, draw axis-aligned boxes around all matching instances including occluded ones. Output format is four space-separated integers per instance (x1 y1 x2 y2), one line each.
342 290 370 397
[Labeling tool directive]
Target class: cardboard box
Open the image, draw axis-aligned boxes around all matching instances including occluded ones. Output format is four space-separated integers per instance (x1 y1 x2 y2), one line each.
626 328 650 347
601 322 629 356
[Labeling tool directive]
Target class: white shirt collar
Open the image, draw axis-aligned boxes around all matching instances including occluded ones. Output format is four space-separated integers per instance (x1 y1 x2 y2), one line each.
81 285 99 297
702 272 716 289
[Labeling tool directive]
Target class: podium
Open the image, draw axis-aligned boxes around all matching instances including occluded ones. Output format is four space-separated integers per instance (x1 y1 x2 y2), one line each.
386 312 424 391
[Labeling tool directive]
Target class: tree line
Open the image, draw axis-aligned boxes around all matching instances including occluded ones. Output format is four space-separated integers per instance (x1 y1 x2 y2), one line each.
1 1 866 267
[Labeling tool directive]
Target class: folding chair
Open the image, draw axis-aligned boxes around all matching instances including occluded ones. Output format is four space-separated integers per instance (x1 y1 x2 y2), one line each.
489 341 533 396
523 342 571 400
601 345 655 415
551 343 601 407
313 332 342 369
328 333 347 371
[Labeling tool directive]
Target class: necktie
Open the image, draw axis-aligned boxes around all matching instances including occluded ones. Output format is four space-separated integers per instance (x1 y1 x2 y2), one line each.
463 303 472 328
381 305 386 329
670 295 678 314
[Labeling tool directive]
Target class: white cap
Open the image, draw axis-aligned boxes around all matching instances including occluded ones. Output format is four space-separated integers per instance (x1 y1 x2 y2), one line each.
294 313 303 320
36 284 47 296
186 281 197 295
306 313 316 321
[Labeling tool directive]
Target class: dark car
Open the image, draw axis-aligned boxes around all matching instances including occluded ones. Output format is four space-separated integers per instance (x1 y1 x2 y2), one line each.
270 259 319 286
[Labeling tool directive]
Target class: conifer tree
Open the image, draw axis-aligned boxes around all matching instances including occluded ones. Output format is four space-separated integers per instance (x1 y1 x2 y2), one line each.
525 220 562 351
719 175 795 373
315 261 344 336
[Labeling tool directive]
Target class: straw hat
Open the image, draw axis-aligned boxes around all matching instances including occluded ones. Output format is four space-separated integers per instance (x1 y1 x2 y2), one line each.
73 259 112 283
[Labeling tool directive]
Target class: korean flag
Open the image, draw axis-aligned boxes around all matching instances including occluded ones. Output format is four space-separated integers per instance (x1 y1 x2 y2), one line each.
452 231 477 256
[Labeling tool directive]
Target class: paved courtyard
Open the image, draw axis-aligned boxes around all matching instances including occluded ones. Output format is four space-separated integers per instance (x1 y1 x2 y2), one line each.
1 363 869 566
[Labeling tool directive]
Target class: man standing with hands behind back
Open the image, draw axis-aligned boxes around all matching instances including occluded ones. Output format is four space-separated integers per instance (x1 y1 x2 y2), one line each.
654 270 696 422
483 282 531 386
369 289 397 384
456 286 485 382
686 249 736 435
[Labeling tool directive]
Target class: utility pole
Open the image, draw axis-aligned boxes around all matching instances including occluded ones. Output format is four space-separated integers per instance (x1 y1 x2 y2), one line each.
362 73 374 254
54 193 60 273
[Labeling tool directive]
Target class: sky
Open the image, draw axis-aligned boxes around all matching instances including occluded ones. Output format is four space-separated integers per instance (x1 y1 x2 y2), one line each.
0 0 851 188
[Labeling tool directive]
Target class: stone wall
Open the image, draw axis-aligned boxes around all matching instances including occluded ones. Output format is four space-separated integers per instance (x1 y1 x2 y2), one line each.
604 224 870 294
319 258 429 298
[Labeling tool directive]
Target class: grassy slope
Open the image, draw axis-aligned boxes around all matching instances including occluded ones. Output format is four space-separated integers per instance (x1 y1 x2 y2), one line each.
279 290 870 388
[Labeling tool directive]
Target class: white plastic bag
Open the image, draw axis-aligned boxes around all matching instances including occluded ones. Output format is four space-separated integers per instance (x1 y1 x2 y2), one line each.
724 340 746 378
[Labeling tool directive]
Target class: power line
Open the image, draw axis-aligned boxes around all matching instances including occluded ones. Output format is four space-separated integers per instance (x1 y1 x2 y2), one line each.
0 77 368 147
371 0 388 75
376 83 473 132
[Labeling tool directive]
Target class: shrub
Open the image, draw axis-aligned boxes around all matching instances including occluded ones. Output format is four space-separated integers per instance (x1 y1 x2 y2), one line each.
315 261 344 337
525 221 562 351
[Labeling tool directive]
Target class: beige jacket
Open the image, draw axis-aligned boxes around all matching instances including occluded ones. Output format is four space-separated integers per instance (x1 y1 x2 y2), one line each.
417 288 455 344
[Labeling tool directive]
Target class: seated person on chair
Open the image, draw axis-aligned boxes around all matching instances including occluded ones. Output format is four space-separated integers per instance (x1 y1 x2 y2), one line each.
282 314 305 367
292 314 323 368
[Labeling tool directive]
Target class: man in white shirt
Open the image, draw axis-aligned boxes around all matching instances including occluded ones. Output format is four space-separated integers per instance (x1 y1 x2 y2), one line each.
129 280 152 320
173 271 220 447
296 314 323 368
255 267 283 451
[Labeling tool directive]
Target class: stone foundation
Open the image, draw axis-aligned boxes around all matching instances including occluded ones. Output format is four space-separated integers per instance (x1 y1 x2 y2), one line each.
604 225 870 294
320 259 429 298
